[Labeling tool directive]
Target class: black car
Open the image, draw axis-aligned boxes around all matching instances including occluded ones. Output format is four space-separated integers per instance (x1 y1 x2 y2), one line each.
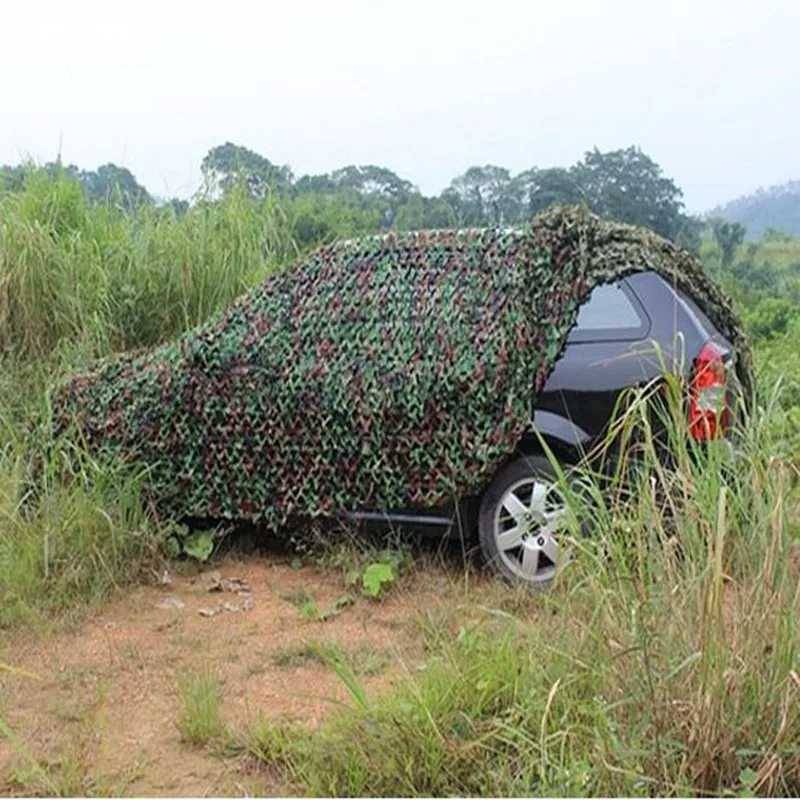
344 270 738 587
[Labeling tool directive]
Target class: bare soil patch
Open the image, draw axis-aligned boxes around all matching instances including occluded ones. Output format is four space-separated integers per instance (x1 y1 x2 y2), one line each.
0 553 479 796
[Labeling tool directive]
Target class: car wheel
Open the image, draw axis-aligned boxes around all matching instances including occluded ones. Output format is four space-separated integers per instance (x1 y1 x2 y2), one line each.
477 454 571 588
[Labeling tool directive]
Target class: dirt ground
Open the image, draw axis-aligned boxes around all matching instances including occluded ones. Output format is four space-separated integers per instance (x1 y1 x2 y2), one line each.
0 553 482 796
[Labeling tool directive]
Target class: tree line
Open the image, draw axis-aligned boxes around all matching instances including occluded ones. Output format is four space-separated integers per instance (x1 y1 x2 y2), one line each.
2 143 706 250
0 160 153 212
199 142 702 248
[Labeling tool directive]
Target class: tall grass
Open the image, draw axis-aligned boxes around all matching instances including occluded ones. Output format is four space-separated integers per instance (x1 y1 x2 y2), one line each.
0 167 297 360
248 381 800 796
0 437 164 628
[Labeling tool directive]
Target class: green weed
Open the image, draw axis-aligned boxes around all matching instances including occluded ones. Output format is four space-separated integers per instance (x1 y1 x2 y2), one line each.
280 588 355 621
176 668 225 746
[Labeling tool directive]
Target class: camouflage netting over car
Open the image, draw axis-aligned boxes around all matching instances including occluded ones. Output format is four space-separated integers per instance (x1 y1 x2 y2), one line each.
51 206 753 524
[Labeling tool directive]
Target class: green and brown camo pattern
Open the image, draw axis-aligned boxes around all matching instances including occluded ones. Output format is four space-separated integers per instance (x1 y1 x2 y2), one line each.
50 206 753 525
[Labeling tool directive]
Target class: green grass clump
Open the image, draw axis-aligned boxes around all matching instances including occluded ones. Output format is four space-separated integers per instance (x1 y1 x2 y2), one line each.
176 669 225 746
0 439 163 628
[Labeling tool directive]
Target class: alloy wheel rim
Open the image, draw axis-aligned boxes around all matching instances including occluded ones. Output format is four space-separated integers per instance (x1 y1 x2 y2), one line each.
493 475 567 583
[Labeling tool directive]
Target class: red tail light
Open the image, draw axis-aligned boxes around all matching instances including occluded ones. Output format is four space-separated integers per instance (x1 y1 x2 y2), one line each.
689 342 728 441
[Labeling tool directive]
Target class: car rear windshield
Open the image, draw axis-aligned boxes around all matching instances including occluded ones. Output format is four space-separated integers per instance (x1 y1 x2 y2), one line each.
567 281 649 342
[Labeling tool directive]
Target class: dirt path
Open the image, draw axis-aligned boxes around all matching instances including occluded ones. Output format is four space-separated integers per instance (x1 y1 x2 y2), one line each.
0 555 479 796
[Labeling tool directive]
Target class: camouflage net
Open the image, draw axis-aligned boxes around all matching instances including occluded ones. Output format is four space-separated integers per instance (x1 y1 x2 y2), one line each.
51 206 753 525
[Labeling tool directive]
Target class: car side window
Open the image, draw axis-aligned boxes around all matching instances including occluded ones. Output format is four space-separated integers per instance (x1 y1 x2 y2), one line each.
567 281 650 343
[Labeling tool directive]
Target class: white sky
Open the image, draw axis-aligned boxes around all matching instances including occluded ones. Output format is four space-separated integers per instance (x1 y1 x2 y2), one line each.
1 0 798 211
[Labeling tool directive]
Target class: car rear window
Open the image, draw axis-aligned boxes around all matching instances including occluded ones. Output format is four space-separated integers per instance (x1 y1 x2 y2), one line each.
567 281 649 343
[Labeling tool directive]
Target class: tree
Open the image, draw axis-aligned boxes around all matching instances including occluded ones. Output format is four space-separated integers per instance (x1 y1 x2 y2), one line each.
512 167 585 219
421 197 458 229
392 195 426 231
201 142 293 198
0 160 81 192
393 195 458 231
443 165 517 225
574 146 686 239
80 163 152 209
710 218 746 269
287 193 381 249
0 164 27 192
0 159 151 210
294 165 416 228
294 173 337 194
673 214 704 255
763 226 792 243
328 165 414 200
707 180 800 239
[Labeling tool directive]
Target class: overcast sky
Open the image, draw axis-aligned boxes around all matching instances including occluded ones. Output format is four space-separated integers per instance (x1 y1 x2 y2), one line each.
2 0 798 212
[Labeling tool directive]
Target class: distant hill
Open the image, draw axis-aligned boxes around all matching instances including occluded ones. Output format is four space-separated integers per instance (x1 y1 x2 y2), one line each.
708 181 800 239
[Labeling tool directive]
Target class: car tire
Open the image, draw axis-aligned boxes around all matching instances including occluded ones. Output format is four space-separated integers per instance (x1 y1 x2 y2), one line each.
477 454 571 588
